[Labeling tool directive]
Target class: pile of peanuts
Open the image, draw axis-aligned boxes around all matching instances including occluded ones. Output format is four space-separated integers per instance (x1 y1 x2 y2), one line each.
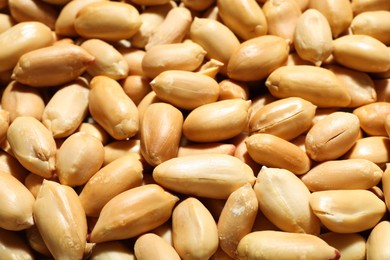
2 0 390 259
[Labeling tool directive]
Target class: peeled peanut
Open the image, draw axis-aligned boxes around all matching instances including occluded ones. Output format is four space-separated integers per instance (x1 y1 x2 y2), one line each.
90 241 135 260
24 173 44 198
33 180 88 260
183 99 250 142
90 184 179 243
381 164 390 211
305 112 360 161
172 197 218 260
353 102 390 136
266 65 351 107
119 48 145 76
7 116 56 178
121 75 151 106
227 35 289 82
12 44 95 87
181 0 215 11
333 35 390 73
237 231 340 260
77 122 109 145
0 150 28 182
246 134 311 175
309 190 386 233
103 139 141 166
301 159 383 191
351 0 390 15
135 233 180 260
351 11 390 45
294 9 333 66
89 75 139 140
0 21 54 72
0 14 15 34
153 154 256 199
254 167 321 235
249 97 316 141
74 1 141 41
218 79 249 100
0 173 34 231
0 228 35 259
150 70 219 110
367 221 390 260
178 143 235 157
217 0 267 40
320 232 366 260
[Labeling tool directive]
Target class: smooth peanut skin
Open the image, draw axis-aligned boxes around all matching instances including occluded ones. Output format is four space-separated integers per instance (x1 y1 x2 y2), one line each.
0 228 35 259
135 233 180 260
320 232 366 260
367 221 390 260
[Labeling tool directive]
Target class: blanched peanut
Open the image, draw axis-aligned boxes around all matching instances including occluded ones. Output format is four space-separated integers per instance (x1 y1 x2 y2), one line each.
228 35 289 82
56 132 104 187
0 150 28 182
77 122 109 145
90 184 179 243
0 173 34 231
218 183 258 258
74 1 141 41
351 0 390 15
7 116 56 178
236 231 340 260
196 58 224 78
351 11 390 45
320 232 366 260
135 233 180 260
0 110 8 146
81 39 129 80
118 48 146 76
381 164 390 211
375 79 390 102
246 134 311 175
90 241 136 260
301 159 383 191
9 0 59 29
218 79 249 100
217 0 267 40
121 75 151 106
231 133 262 174
266 65 351 107
333 35 390 73
42 78 89 138
309 190 386 233
181 0 215 11
0 14 15 33
141 103 183 166
0 228 35 259
150 70 219 110
24 173 44 198
25 223 52 257
153 154 255 199
305 112 360 161
172 197 218 260
178 143 235 157
142 42 206 79
0 21 54 72
249 97 316 141
79 154 143 217
353 102 390 136
12 44 95 87
183 99 250 142
103 140 141 166
254 167 320 235
89 76 139 140
294 9 333 66
367 221 390 260
33 180 88 260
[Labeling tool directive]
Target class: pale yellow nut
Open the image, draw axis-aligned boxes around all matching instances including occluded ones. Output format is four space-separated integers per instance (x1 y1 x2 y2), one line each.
254 167 321 235
7 116 56 178
135 233 180 260
333 34 390 73
56 132 104 187
150 70 219 110
178 143 236 157
294 9 333 66
181 0 215 11
236 231 340 260
146 7 192 50
195 58 224 79
190 17 240 74
381 164 390 212
325 64 376 108
9 0 59 29
74 1 141 41
246 134 311 175
0 109 9 145
153 154 255 199
89 75 139 140
309 0 353 38
353 102 390 136
305 112 360 162
351 11 390 45
294 0 309 11
0 228 35 259
266 65 351 107
33 180 88 260
227 35 289 82
249 97 316 141
263 0 301 43
55 0 108 37
183 99 250 143
367 221 390 260
81 39 129 80
90 241 135 260
121 75 151 106
218 0 267 40
172 197 218 260
0 150 28 183
320 232 366 260
218 79 249 100
77 122 110 145
301 159 383 191
103 139 141 166
374 79 390 102
309 189 386 233
90 184 178 243
25 225 51 257
0 13 16 34
12 44 95 87
24 173 44 198
119 48 146 76
79 154 143 217
351 0 390 15
42 78 89 138
0 21 54 72
141 102 183 167
218 183 258 259
0 173 34 231
231 133 262 174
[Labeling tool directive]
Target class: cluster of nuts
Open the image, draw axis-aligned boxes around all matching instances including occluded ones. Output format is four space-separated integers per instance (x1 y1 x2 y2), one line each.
2 0 390 259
